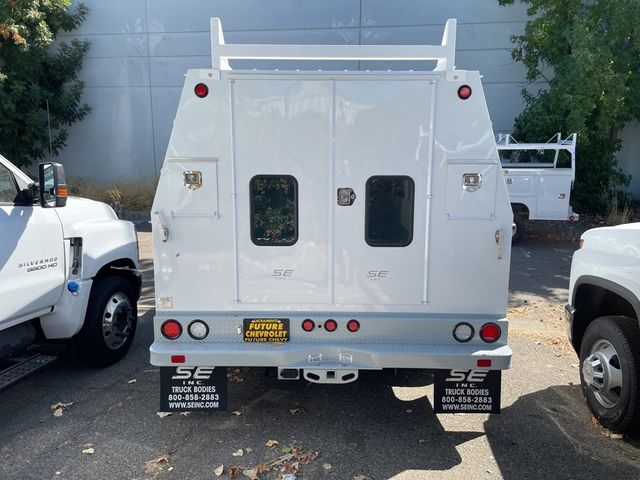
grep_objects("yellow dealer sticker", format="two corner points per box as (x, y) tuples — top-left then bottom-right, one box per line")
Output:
(243, 318), (290, 343)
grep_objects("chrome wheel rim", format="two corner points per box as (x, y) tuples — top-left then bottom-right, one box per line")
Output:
(102, 293), (134, 350)
(512, 221), (517, 238)
(582, 339), (623, 409)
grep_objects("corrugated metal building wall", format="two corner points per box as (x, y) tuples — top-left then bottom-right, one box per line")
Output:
(56, 0), (639, 195)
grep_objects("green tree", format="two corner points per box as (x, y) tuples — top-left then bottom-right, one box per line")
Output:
(499, 0), (640, 211)
(0, 0), (89, 167)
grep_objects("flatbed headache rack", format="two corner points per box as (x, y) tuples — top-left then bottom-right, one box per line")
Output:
(496, 133), (577, 178)
(209, 17), (459, 71)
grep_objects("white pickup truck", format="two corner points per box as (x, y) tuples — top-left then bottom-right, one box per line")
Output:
(566, 223), (640, 433)
(0, 155), (140, 368)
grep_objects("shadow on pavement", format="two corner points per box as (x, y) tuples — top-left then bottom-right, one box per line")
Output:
(509, 238), (576, 306)
(485, 384), (640, 479)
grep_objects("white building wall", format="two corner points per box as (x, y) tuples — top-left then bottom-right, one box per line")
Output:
(58, 0), (533, 183)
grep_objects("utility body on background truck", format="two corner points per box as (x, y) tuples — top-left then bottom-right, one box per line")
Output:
(150, 18), (513, 414)
(0, 155), (140, 382)
(496, 133), (579, 242)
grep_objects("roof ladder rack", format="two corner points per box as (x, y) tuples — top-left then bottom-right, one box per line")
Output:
(210, 17), (457, 71)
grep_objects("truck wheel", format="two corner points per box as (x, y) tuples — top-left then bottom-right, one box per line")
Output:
(74, 276), (138, 366)
(579, 316), (640, 434)
(512, 215), (525, 243)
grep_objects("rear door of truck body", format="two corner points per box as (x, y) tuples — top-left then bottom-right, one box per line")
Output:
(232, 77), (433, 306)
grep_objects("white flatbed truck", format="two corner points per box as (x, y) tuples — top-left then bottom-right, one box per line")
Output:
(496, 133), (579, 242)
(0, 155), (140, 385)
(150, 18), (513, 414)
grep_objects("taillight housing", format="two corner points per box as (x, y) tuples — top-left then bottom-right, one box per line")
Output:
(302, 319), (315, 332)
(457, 85), (472, 100)
(453, 322), (474, 342)
(480, 323), (501, 343)
(188, 320), (209, 340)
(161, 320), (182, 340)
(346, 319), (360, 332)
(194, 83), (209, 98)
(324, 319), (338, 332)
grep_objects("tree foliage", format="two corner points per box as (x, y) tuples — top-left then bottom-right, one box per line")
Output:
(0, 0), (89, 167)
(499, 0), (640, 211)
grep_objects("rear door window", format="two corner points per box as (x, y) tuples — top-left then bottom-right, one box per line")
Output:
(250, 175), (298, 246)
(365, 176), (415, 247)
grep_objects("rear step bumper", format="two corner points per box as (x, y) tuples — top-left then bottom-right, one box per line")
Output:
(150, 342), (512, 370)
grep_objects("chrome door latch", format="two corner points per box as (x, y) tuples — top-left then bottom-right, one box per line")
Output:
(463, 173), (482, 192)
(337, 188), (356, 206)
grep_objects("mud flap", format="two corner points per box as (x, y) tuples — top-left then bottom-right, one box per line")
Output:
(433, 369), (501, 414)
(160, 366), (227, 411)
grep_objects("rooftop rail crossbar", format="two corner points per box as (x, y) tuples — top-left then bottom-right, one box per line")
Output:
(210, 17), (457, 71)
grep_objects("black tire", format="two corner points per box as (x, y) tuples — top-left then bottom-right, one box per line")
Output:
(579, 316), (640, 433)
(74, 275), (138, 366)
(512, 214), (525, 243)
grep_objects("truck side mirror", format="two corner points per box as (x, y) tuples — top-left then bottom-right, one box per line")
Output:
(39, 162), (67, 208)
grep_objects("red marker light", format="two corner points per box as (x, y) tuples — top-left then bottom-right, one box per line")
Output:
(324, 319), (338, 332)
(161, 320), (182, 340)
(457, 85), (472, 100)
(171, 355), (186, 364)
(477, 359), (492, 368)
(302, 319), (315, 332)
(194, 83), (209, 98)
(480, 323), (501, 343)
(346, 319), (360, 332)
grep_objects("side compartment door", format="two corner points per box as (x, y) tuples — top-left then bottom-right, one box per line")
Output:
(0, 163), (65, 326)
(535, 172), (572, 220)
(333, 80), (432, 305)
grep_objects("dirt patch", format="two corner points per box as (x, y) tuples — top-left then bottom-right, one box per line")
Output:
(508, 301), (575, 356)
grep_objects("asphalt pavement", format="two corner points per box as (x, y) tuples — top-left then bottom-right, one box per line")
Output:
(1, 227), (639, 480)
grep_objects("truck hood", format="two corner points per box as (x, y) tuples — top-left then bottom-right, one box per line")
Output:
(581, 222), (640, 257)
(54, 196), (123, 237)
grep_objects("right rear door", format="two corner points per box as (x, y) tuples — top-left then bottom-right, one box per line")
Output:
(333, 80), (434, 305)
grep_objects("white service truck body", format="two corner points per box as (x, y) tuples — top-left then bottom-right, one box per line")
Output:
(150, 18), (513, 412)
(496, 133), (579, 241)
(0, 155), (140, 367)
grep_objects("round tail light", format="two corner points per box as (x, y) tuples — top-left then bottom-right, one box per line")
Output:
(457, 85), (472, 100)
(453, 322), (474, 342)
(302, 319), (315, 332)
(194, 83), (209, 98)
(346, 319), (360, 332)
(480, 323), (501, 343)
(161, 320), (182, 340)
(188, 320), (209, 340)
(324, 319), (338, 332)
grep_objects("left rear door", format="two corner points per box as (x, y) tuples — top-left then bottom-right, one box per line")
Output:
(0, 161), (65, 327)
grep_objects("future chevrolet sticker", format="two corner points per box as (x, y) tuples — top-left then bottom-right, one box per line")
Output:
(243, 318), (289, 343)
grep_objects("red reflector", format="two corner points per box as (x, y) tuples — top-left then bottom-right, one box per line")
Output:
(171, 355), (186, 364)
(324, 319), (338, 332)
(480, 323), (501, 343)
(194, 83), (209, 98)
(457, 85), (472, 100)
(302, 319), (315, 332)
(477, 359), (492, 368)
(346, 319), (360, 332)
(161, 320), (182, 340)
